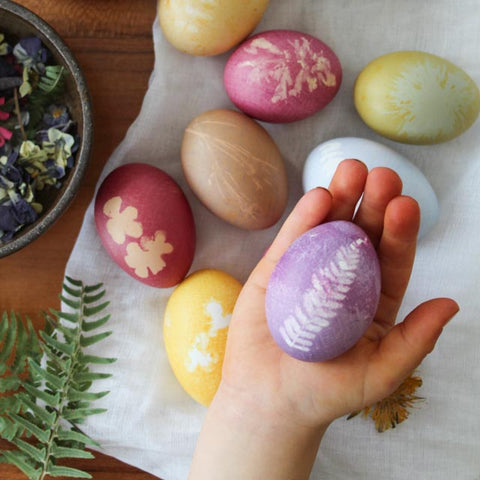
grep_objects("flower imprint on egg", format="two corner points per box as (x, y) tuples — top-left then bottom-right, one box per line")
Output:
(103, 196), (143, 245)
(186, 299), (231, 372)
(387, 59), (476, 139)
(124, 230), (173, 278)
(240, 36), (337, 104)
(280, 237), (367, 353)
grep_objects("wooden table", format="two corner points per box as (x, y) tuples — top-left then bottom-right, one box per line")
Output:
(1, 1), (160, 478)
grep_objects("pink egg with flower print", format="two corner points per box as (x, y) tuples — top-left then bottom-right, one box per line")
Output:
(224, 30), (342, 123)
(94, 163), (195, 288)
(266, 221), (381, 362)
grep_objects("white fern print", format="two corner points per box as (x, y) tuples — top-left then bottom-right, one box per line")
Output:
(279, 237), (367, 352)
(240, 36), (337, 104)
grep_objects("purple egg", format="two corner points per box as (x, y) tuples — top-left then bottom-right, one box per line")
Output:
(266, 221), (381, 362)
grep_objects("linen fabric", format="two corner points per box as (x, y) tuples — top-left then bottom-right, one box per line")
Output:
(65, 1), (480, 478)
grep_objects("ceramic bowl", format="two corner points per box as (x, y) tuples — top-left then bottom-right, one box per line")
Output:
(0, 0), (92, 257)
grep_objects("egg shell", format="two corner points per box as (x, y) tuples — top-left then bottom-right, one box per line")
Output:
(181, 108), (288, 230)
(224, 30), (342, 123)
(266, 221), (381, 362)
(302, 137), (439, 238)
(94, 163), (195, 288)
(158, 0), (269, 56)
(354, 50), (480, 144)
(163, 269), (242, 406)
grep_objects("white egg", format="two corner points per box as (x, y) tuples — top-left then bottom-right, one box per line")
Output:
(302, 137), (439, 238)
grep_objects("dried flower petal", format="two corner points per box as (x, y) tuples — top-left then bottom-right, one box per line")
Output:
(347, 373), (424, 432)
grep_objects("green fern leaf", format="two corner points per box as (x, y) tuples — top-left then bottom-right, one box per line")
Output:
(83, 289), (106, 304)
(12, 437), (46, 463)
(62, 283), (83, 298)
(1, 449), (41, 480)
(62, 407), (107, 421)
(67, 388), (109, 403)
(50, 444), (94, 459)
(0, 312), (17, 364)
(81, 315), (111, 332)
(83, 283), (104, 294)
(28, 359), (67, 391)
(60, 294), (82, 310)
(56, 427), (98, 447)
(40, 330), (75, 356)
(49, 309), (80, 324)
(78, 353), (116, 365)
(73, 372), (112, 383)
(22, 382), (61, 408)
(83, 301), (110, 317)
(19, 395), (56, 426)
(46, 464), (92, 478)
(80, 331), (112, 347)
(64, 277), (83, 288)
(8, 413), (50, 443)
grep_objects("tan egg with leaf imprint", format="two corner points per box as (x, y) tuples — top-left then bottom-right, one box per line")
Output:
(181, 109), (288, 230)
(158, 0), (270, 56)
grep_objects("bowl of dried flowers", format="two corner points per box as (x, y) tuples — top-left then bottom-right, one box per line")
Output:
(0, 0), (92, 257)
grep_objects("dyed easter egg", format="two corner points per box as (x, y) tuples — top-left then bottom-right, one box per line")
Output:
(164, 269), (242, 406)
(302, 137), (439, 238)
(224, 30), (342, 123)
(266, 221), (381, 362)
(94, 163), (195, 288)
(158, 0), (269, 56)
(354, 51), (480, 144)
(181, 108), (288, 230)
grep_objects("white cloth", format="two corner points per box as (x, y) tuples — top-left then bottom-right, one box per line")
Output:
(65, 1), (480, 479)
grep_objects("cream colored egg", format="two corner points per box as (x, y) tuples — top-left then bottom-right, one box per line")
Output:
(158, 0), (270, 56)
(354, 51), (480, 144)
(163, 269), (242, 406)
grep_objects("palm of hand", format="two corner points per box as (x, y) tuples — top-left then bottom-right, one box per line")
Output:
(221, 160), (458, 429)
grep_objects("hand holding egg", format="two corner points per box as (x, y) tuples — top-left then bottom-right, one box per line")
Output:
(219, 159), (458, 427)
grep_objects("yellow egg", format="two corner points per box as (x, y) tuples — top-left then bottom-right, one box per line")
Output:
(163, 269), (242, 406)
(158, 0), (270, 56)
(354, 51), (480, 144)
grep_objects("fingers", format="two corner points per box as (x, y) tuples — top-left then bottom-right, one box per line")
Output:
(354, 167), (403, 247)
(365, 298), (459, 404)
(326, 159), (368, 221)
(372, 196), (421, 330)
(251, 187), (333, 290)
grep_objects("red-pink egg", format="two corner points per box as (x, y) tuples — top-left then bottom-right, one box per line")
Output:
(224, 30), (342, 123)
(94, 163), (195, 288)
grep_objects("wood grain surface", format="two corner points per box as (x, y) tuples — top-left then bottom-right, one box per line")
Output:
(0, 0), (161, 478)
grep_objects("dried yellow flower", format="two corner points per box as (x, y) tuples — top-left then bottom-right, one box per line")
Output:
(348, 373), (424, 432)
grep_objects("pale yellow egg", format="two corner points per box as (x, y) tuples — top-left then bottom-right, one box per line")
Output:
(163, 269), (242, 406)
(354, 51), (480, 144)
(158, 0), (270, 56)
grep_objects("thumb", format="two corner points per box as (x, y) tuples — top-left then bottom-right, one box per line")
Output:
(368, 298), (459, 398)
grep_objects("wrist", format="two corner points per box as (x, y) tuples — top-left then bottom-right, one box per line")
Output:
(188, 382), (330, 480)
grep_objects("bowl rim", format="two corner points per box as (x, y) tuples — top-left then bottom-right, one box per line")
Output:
(0, 0), (93, 258)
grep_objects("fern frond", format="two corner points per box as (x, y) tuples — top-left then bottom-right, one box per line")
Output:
(0, 278), (114, 479)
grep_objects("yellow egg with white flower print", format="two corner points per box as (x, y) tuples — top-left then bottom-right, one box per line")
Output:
(163, 269), (242, 406)
(354, 51), (480, 144)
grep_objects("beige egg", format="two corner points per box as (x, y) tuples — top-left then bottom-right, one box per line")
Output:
(158, 0), (270, 56)
(181, 109), (288, 230)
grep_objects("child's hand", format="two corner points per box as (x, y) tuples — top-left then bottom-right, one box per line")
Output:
(189, 159), (458, 480)
(222, 159), (458, 426)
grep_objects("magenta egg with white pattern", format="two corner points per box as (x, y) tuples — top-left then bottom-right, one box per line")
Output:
(94, 163), (195, 288)
(224, 30), (342, 123)
(266, 221), (381, 362)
